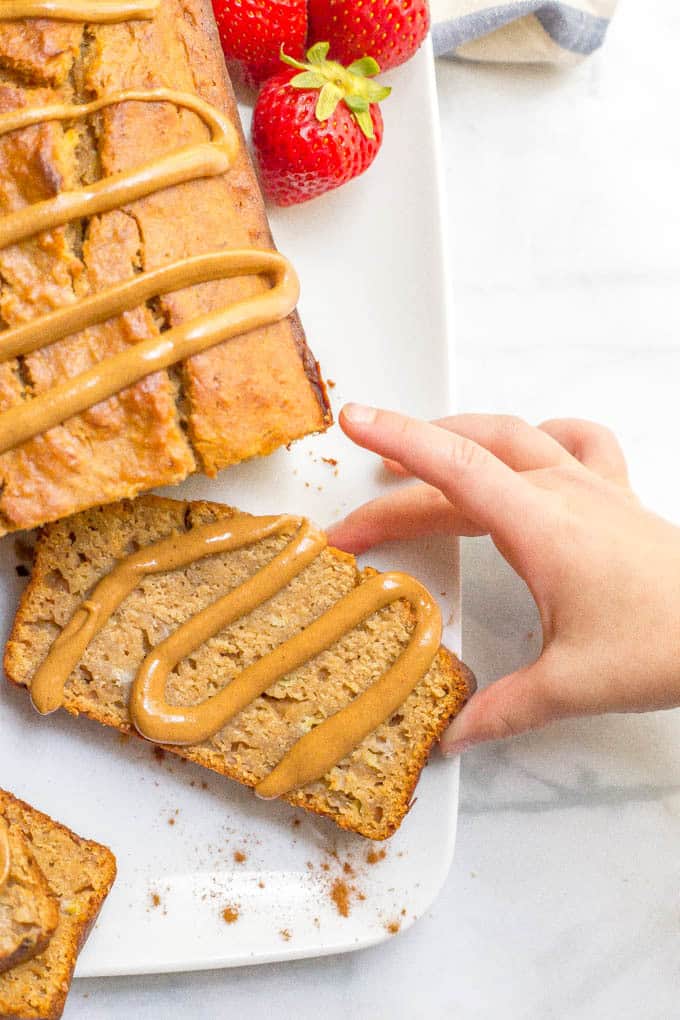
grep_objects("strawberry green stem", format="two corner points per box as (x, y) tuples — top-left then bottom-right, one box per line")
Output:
(281, 42), (391, 139)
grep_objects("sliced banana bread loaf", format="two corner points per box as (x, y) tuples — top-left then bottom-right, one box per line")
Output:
(5, 495), (474, 840)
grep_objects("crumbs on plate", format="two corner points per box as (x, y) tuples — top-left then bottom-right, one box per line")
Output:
(222, 904), (239, 924)
(330, 879), (351, 918)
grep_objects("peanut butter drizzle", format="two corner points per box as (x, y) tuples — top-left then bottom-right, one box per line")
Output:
(0, 251), (298, 455)
(31, 516), (443, 799)
(0, 1), (158, 20)
(0, 89), (237, 252)
(0, 90), (301, 455)
(0, 816), (10, 893)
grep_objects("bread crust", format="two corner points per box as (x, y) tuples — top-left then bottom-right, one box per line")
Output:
(188, 0), (330, 436)
(5, 495), (475, 840)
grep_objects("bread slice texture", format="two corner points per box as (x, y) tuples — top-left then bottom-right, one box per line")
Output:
(0, 0), (330, 537)
(5, 496), (475, 840)
(0, 822), (58, 976)
(0, 790), (116, 1020)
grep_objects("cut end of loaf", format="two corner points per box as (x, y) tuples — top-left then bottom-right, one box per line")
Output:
(5, 495), (475, 840)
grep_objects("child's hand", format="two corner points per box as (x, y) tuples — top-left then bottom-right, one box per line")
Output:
(328, 406), (680, 754)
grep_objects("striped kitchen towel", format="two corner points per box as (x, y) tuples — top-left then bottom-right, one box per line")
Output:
(431, 1), (618, 64)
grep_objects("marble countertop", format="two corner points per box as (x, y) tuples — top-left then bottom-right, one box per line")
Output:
(68, 0), (680, 1015)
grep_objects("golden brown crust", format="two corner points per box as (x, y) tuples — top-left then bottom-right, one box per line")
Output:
(0, 1), (331, 535)
(180, 0), (331, 466)
(0, 790), (116, 1020)
(5, 495), (475, 841)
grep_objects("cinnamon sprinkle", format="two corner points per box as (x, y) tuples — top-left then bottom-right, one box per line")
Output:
(330, 879), (351, 918)
(222, 905), (239, 924)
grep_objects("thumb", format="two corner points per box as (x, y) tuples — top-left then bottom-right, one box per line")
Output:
(440, 664), (555, 754)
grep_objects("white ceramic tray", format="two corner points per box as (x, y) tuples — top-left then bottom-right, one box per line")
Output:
(0, 39), (459, 976)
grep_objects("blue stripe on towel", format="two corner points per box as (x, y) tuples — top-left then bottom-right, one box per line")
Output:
(535, 4), (609, 55)
(432, 2), (610, 58)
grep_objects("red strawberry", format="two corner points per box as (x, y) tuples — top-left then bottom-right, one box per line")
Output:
(308, 0), (430, 72)
(252, 43), (390, 206)
(211, 0), (307, 89)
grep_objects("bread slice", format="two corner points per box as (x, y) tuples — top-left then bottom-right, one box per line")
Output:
(0, 821), (58, 976)
(0, 790), (116, 1020)
(5, 496), (474, 840)
(0, 0), (330, 537)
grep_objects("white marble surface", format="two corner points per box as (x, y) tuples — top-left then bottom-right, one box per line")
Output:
(67, 0), (680, 1015)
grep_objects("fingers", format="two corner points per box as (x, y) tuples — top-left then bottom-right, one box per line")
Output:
(539, 418), (630, 485)
(339, 405), (548, 556)
(382, 457), (409, 476)
(435, 414), (576, 471)
(382, 414), (576, 477)
(327, 483), (484, 554)
(380, 415), (627, 484)
(440, 663), (557, 753)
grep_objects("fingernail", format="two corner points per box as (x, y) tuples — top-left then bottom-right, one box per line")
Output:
(441, 739), (474, 758)
(341, 403), (377, 427)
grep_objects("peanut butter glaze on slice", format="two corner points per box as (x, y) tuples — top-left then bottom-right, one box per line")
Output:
(31, 516), (443, 799)
(0, 1), (159, 21)
(0, 90), (299, 455)
(0, 816), (10, 892)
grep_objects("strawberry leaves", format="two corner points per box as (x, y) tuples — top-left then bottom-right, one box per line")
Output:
(306, 41), (331, 64)
(346, 56), (380, 77)
(282, 42), (391, 139)
(316, 82), (345, 121)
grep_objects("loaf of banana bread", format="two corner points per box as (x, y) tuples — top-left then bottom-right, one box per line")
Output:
(0, 0), (330, 536)
(5, 495), (475, 840)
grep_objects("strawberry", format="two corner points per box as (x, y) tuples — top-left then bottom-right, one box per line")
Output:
(308, 0), (430, 72)
(252, 43), (390, 206)
(211, 0), (307, 89)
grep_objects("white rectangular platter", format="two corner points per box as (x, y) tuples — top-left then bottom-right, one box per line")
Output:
(0, 40), (460, 976)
